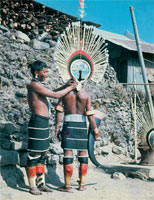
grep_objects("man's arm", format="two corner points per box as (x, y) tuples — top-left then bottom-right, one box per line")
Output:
(86, 96), (99, 140)
(53, 79), (75, 92)
(55, 100), (63, 138)
(31, 81), (77, 99)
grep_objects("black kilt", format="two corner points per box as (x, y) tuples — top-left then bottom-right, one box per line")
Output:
(28, 114), (50, 152)
(61, 115), (88, 151)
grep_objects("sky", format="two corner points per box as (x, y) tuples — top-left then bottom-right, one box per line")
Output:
(36, 0), (154, 44)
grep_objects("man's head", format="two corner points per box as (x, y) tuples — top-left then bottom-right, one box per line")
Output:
(28, 60), (47, 82)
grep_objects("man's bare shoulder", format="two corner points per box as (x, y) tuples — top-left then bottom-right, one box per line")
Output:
(79, 88), (90, 98)
(27, 81), (42, 91)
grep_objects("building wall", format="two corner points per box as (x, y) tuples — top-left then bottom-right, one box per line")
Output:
(127, 52), (154, 93)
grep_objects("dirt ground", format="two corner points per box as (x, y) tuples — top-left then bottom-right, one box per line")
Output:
(1, 155), (154, 200)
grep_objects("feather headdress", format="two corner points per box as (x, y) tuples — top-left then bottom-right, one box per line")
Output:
(54, 21), (109, 83)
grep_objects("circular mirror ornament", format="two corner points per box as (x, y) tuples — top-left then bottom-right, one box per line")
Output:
(67, 50), (94, 81)
(147, 128), (154, 150)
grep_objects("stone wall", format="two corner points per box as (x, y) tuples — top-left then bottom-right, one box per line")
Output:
(0, 0), (136, 167)
(0, 24), (135, 166)
(0, 0), (77, 40)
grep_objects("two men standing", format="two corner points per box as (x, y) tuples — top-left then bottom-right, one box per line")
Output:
(26, 60), (99, 194)
(26, 60), (77, 195)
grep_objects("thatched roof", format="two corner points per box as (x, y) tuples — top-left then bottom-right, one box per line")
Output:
(97, 29), (154, 54)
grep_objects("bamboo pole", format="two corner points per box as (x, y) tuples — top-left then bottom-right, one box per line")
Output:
(134, 83), (137, 161)
(130, 6), (154, 118)
(120, 83), (154, 85)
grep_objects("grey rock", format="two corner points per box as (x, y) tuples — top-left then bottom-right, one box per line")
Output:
(7, 52), (18, 61)
(19, 152), (29, 167)
(19, 44), (31, 51)
(16, 31), (30, 43)
(13, 79), (25, 88)
(38, 32), (49, 41)
(16, 71), (25, 79)
(0, 149), (19, 166)
(1, 139), (12, 150)
(101, 145), (112, 155)
(32, 39), (50, 50)
(0, 67), (5, 75)
(2, 123), (16, 134)
(0, 25), (9, 32)
(49, 143), (63, 155)
(59, 155), (64, 165)
(49, 40), (57, 47)
(127, 171), (148, 181)
(15, 89), (27, 97)
(112, 172), (126, 180)
(11, 141), (28, 151)
(47, 154), (57, 166)
(112, 146), (122, 155)
(0, 76), (10, 86)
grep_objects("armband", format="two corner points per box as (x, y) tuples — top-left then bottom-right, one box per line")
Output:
(86, 110), (96, 116)
(86, 110), (104, 119)
(56, 105), (64, 112)
(93, 127), (99, 133)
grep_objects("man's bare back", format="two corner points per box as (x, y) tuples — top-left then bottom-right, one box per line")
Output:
(61, 88), (91, 115)
(55, 86), (100, 192)
(56, 87), (99, 140)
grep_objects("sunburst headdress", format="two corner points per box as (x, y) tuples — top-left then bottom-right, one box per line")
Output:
(54, 0), (109, 88)
(136, 102), (154, 150)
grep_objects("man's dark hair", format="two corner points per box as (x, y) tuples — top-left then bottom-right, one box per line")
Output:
(28, 60), (47, 77)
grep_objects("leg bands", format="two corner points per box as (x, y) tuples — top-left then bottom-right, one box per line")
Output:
(64, 164), (73, 177)
(80, 164), (88, 176)
(36, 156), (47, 188)
(78, 156), (88, 164)
(26, 166), (37, 178)
(63, 157), (73, 178)
(36, 164), (45, 188)
(27, 154), (41, 167)
(36, 164), (45, 174)
(26, 166), (37, 188)
(63, 157), (73, 165)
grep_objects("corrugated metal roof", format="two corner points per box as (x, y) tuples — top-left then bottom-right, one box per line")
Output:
(98, 29), (154, 54)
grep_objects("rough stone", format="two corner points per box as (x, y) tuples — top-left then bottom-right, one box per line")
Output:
(0, 149), (19, 166)
(112, 172), (126, 180)
(16, 31), (30, 43)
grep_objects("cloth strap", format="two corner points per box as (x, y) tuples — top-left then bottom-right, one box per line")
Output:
(64, 114), (86, 122)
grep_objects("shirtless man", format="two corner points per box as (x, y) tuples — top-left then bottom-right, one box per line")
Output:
(55, 85), (99, 192)
(26, 60), (77, 195)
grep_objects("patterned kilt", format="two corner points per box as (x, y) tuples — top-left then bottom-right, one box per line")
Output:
(28, 114), (50, 152)
(61, 114), (88, 150)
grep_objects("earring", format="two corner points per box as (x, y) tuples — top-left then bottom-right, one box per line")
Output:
(35, 75), (38, 79)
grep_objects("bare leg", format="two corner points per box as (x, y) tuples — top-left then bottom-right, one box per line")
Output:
(78, 151), (88, 191)
(26, 153), (42, 195)
(58, 150), (73, 192)
(36, 152), (52, 192)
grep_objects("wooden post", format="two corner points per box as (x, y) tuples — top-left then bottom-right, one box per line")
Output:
(131, 83), (137, 162)
(130, 6), (154, 118)
(134, 83), (137, 162)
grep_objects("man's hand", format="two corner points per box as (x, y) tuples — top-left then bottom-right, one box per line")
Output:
(93, 128), (99, 140)
(66, 79), (78, 90)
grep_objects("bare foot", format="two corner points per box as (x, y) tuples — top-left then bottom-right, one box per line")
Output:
(38, 185), (53, 192)
(29, 187), (42, 195)
(57, 186), (72, 193)
(78, 185), (86, 191)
